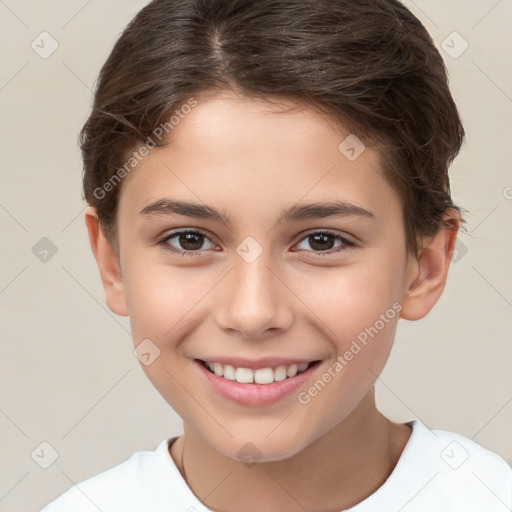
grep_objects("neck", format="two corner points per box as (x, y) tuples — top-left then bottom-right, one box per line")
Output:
(170, 390), (411, 512)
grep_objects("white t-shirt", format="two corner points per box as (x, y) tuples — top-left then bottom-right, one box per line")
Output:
(41, 419), (512, 512)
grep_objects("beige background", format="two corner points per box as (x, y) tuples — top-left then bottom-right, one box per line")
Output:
(0, 0), (511, 510)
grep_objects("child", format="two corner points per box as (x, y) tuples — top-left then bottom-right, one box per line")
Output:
(41, 0), (512, 510)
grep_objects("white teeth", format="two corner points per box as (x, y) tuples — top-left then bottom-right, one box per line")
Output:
(274, 366), (287, 382)
(254, 368), (274, 384)
(286, 364), (298, 377)
(213, 362), (223, 376)
(223, 364), (236, 381)
(204, 360), (313, 384)
(235, 367), (253, 383)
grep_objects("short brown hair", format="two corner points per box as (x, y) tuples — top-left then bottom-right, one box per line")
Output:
(80, 0), (465, 255)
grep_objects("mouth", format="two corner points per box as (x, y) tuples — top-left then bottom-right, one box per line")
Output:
(197, 359), (321, 384)
(194, 358), (323, 407)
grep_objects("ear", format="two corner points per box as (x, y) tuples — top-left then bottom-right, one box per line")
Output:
(400, 209), (460, 321)
(85, 206), (128, 316)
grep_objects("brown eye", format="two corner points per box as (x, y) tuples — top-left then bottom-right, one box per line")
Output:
(160, 230), (216, 255)
(295, 230), (354, 256)
(306, 233), (336, 251)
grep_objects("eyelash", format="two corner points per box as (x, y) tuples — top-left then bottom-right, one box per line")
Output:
(157, 229), (356, 258)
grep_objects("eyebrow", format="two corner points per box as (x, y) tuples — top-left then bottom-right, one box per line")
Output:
(139, 198), (374, 225)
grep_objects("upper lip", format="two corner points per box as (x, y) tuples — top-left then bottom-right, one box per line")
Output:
(196, 357), (320, 370)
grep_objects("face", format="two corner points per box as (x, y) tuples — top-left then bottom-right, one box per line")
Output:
(112, 92), (417, 461)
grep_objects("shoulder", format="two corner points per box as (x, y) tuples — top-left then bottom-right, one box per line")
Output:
(401, 420), (512, 510)
(352, 420), (512, 511)
(426, 422), (511, 478)
(40, 438), (175, 512)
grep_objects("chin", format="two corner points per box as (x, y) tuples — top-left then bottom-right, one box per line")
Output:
(214, 431), (311, 465)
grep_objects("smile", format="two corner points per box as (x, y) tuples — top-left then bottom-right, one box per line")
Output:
(200, 360), (317, 384)
(195, 357), (323, 406)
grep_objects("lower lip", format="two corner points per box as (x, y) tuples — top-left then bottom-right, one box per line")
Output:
(194, 359), (320, 407)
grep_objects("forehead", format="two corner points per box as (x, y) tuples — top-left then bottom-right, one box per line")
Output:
(165, 92), (353, 167)
(118, 92), (400, 226)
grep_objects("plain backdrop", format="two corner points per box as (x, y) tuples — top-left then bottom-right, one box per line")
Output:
(0, 1), (511, 511)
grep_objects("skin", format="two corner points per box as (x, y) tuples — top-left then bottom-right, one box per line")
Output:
(86, 91), (459, 512)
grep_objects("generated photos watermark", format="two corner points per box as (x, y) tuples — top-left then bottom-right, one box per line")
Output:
(298, 301), (403, 405)
(93, 97), (198, 200)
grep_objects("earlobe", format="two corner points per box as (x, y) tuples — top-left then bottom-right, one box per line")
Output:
(85, 206), (128, 316)
(400, 210), (460, 321)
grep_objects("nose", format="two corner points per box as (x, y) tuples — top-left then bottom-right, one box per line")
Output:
(213, 253), (294, 340)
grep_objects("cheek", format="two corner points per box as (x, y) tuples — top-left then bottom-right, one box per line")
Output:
(308, 258), (404, 338)
(296, 268), (402, 411)
(301, 251), (406, 389)
(122, 258), (219, 346)
(122, 261), (208, 410)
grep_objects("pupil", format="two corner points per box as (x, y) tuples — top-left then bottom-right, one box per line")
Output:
(310, 233), (333, 251)
(180, 233), (203, 250)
